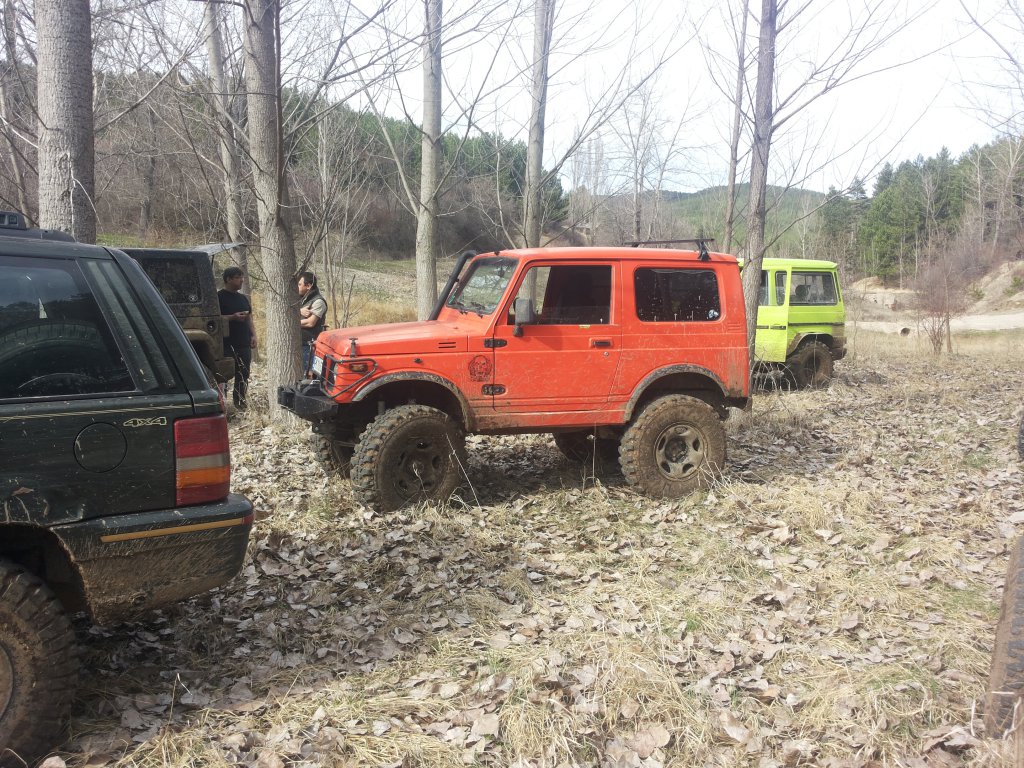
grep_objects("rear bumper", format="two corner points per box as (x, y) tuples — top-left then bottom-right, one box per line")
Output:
(278, 380), (339, 422)
(53, 493), (254, 624)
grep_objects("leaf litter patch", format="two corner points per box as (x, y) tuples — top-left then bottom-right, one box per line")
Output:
(61, 351), (1024, 766)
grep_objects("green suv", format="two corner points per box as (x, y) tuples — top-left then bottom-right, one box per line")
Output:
(752, 257), (846, 388)
(0, 222), (253, 764)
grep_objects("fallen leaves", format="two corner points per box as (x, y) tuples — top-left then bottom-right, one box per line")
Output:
(59, 351), (1024, 767)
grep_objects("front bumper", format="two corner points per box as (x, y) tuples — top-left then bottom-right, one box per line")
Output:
(54, 493), (254, 624)
(278, 380), (339, 422)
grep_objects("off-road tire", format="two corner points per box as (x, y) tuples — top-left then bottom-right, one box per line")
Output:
(350, 405), (467, 512)
(553, 431), (620, 464)
(314, 434), (354, 479)
(789, 341), (834, 389)
(987, 536), (1024, 737)
(619, 395), (726, 498)
(0, 560), (77, 767)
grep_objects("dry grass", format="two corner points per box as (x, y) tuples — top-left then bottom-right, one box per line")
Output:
(55, 317), (1024, 767)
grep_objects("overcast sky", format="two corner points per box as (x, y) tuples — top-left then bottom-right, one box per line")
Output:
(348, 0), (1017, 195)
(535, 0), (1014, 194)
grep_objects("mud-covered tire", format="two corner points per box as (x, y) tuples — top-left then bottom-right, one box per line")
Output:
(350, 405), (467, 512)
(619, 395), (726, 498)
(313, 435), (354, 479)
(987, 536), (1024, 737)
(789, 341), (834, 389)
(0, 560), (77, 767)
(553, 431), (620, 464)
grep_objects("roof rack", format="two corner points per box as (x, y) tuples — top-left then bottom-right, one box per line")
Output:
(627, 238), (715, 262)
(0, 209), (75, 242)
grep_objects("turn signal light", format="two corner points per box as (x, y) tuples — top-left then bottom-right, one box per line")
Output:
(174, 415), (231, 506)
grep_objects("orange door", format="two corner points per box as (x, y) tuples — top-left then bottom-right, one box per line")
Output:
(489, 262), (620, 414)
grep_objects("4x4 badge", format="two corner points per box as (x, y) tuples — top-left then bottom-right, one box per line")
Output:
(123, 416), (168, 428)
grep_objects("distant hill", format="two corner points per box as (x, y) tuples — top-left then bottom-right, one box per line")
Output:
(661, 184), (827, 253)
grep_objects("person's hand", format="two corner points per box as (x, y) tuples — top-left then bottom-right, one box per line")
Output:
(299, 307), (312, 318)
(250, 335), (257, 350)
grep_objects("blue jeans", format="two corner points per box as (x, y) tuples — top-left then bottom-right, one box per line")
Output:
(302, 343), (312, 375)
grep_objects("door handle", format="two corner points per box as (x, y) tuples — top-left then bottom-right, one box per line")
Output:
(592, 339), (613, 348)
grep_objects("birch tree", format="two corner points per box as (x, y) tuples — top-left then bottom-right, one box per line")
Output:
(523, 0), (553, 248)
(243, 0), (302, 415)
(35, 0), (95, 241)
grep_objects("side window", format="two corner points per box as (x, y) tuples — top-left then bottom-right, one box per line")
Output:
(791, 271), (837, 305)
(509, 264), (611, 325)
(0, 257), (134, 399)
(635, 268), (721, 322)
(774, 271), (787, 306)
(758, 270), (769, 306)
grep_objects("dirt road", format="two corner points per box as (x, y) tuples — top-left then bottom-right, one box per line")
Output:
(853, 311), (1024, 334)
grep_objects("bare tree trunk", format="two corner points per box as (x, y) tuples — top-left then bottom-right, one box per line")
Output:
(243, 0), (300, 417)
(740, 0), (776, 370)
(139, 106), (156, 237)
(0, 1), (29, 220)
(415, 0), (442, 319)
(205, 2), (248, 275)
(36, 0), (95, 242)
(723, 0), (749, 253)
(524, 0), (554, 248)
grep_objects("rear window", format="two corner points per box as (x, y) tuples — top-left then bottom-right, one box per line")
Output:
(136, 257), (202, 304)
(635, 268), (721, 322)
(0, 256), (134, 398)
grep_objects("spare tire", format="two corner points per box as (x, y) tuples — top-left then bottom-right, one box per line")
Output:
(0, 321), (122, 398)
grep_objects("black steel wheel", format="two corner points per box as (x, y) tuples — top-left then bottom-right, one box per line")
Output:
(350, 405), (467, 512)
(986, 535), (1024, 737)
(313, 434), (354, 479)
(0, 559), (77, 767)
(789, 341), (834, 389)
(619, 395), (726, 498)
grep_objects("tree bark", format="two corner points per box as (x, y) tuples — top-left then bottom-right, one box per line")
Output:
(723, 0), (749, 253)
(1, 0), (29, 220)
(243, 0), (301, 417)
(205, 1), (248, 276)
(524, 0), (554, 248)
(35, 0), (95, 242)
(740, 0), (776, 371)
(415, 0), (442, 319)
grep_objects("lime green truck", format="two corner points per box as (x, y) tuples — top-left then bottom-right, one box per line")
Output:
(752, 257), (846, 388)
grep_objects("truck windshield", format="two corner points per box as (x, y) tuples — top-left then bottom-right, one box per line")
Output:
(446, 256), (517, 315)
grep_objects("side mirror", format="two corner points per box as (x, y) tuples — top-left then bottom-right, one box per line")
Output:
(513, 297), (536, 336)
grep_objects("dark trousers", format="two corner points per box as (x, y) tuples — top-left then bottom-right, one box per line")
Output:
(226, 344), (252, 408)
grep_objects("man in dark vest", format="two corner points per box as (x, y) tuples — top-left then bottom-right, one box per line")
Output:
(297, 271), (327, 374)
(218, 266), (257, 410)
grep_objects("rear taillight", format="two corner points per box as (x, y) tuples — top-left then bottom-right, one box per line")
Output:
(174, 415), (231, 506)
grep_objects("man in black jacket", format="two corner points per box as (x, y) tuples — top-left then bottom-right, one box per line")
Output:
(218, 266), (257, 409)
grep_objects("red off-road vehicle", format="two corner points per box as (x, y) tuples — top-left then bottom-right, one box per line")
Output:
(279, 246), (750, 510)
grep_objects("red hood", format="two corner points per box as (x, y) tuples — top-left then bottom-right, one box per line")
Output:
(315, 316), (487, 357)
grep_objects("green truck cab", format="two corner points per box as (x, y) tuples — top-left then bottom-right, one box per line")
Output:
(752, 257), (846, 388)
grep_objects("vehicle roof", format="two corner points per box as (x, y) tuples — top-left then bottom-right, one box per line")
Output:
(759, 256), (837, 270)
(0, 234), (113, 260)
(478, 246), (739, 264)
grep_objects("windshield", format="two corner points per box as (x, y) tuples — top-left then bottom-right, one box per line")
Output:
(446, 256), (518, 315)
